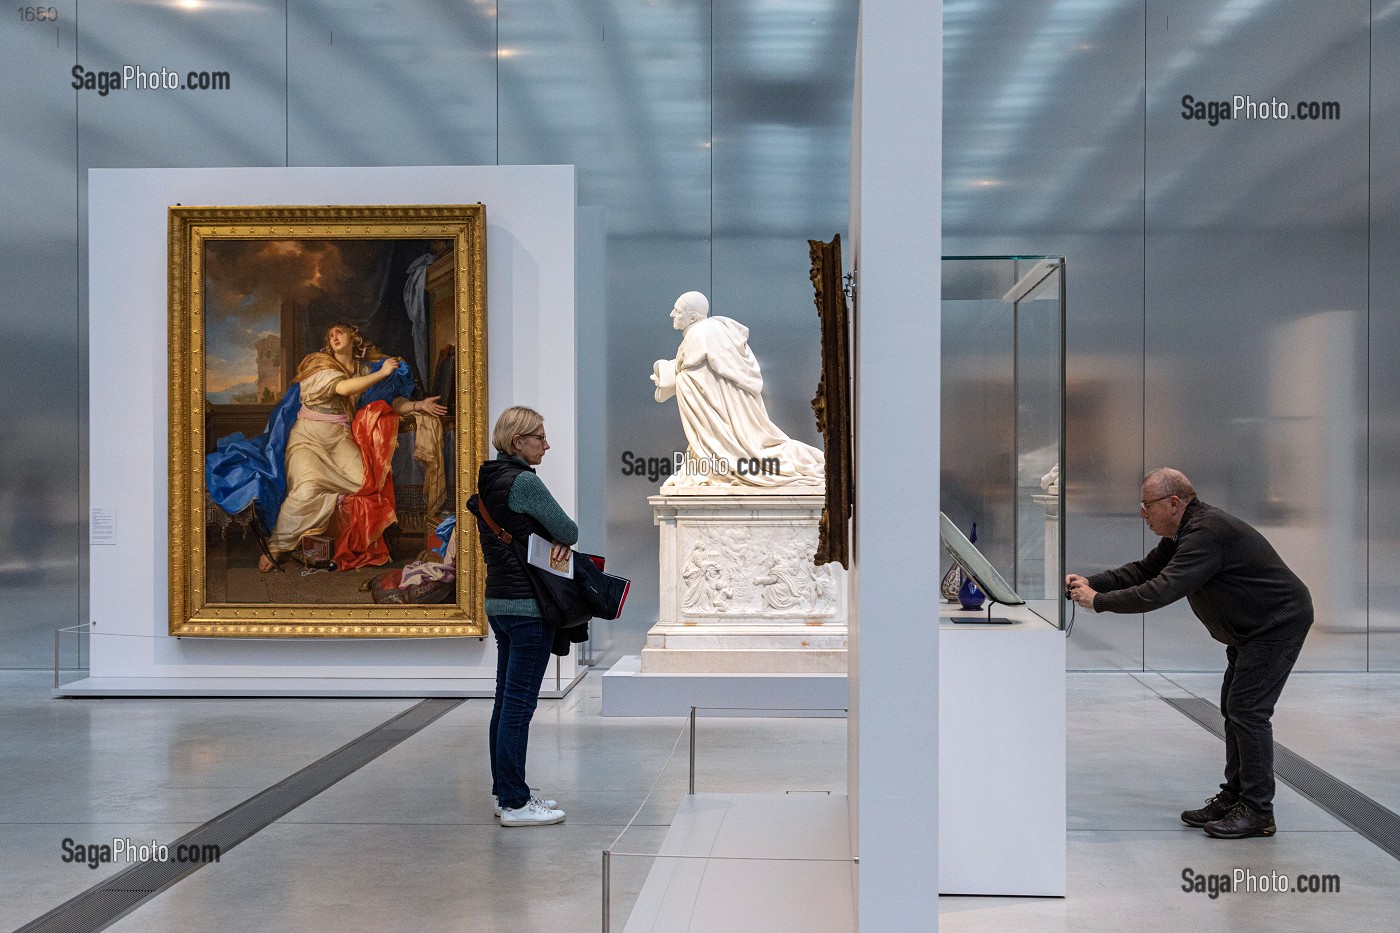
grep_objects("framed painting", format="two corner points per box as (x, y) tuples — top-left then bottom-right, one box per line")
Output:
(168, 204), (488, 637)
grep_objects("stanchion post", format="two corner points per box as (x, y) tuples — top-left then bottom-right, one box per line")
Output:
(601, 849), (611, 932)
(688, 706), (697, 794)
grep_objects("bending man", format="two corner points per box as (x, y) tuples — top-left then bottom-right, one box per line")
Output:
(1066, 468), (1312, 839)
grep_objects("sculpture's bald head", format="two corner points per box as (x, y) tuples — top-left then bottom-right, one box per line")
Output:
(671, 291), (710, 330)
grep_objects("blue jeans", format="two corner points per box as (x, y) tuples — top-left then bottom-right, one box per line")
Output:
(1219, 633), (1307, 813)
(488, 613), (555, 811)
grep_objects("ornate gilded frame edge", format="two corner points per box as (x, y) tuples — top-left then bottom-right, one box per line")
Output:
(167, 204), (488, 638)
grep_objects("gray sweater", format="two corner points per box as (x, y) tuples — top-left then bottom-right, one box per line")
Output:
(1087, 499), (1312, 646)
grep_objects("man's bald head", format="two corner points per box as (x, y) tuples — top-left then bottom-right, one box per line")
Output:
(1143, 467), (1197, 501)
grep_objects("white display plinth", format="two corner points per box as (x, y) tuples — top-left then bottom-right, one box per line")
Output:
(643, 490), (848, 674)
(1033, 491), (1060, 600)
(938, 603), (1065, 896)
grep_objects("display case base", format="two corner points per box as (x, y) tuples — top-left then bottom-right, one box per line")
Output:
(607, 607), (1066, 896)
(619, 792), (854, 933)
(600, 655), (847, 717)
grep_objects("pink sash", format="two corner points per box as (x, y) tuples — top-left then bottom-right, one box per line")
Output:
(298, 406), (350, 426)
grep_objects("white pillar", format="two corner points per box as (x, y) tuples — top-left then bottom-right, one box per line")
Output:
(850, 1), (942, 928)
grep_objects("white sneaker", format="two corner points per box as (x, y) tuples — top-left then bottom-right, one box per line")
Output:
(499, 798), (565, 827)
(494, 795), (557, 818)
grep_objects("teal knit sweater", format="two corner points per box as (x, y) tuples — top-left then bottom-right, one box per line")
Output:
(483, 454), (579, 618)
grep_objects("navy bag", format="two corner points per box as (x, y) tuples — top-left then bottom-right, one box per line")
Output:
(466, 494), (629, 629)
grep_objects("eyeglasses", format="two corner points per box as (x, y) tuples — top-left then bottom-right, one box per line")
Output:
(1139, 495), (1173, 511)
(516, 433), (547, 443)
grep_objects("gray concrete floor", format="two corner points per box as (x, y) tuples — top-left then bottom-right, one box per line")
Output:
(0, 669), (1396, 931)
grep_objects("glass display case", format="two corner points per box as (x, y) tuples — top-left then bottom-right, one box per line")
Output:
(940, 256), (1066, 628)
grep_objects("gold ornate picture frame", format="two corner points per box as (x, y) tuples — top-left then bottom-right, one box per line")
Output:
(168, 204), (487, 637)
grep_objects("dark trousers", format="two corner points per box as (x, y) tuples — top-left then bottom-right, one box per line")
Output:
(1219, 634), (1307, 813)
(488, 613), (555, 811)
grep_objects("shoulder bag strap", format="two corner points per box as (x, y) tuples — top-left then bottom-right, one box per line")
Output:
(475, 495), (513, 544)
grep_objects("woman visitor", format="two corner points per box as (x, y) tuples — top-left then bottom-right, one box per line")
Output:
(473, 406), (577, 826)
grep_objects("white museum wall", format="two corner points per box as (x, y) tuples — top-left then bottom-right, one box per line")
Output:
(574, 206), (612, 664)
(86, 164), (577, 682)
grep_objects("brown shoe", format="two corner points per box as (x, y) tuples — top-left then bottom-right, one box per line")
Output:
(1203, 801), (1276, 839)
(1181, 793), (1237, 828)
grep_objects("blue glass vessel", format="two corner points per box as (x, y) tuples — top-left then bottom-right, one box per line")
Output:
(956, 522), (985, 610)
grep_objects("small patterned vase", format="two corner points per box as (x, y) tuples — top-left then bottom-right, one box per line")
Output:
(940, 564), (963, 602)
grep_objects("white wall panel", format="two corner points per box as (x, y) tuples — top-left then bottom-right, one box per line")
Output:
(87, 165), (574, 681)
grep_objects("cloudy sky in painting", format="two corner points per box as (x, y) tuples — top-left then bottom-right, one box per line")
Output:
(202, 239), (359, 393)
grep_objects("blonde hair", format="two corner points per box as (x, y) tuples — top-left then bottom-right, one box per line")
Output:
(492, 406), (544, 455)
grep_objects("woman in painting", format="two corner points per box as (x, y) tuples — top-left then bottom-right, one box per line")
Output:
(257, 322), (446, 571)
(470, 406), (577, 827)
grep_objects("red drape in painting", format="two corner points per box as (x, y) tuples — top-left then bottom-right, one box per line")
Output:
(335, 401), (399, 570)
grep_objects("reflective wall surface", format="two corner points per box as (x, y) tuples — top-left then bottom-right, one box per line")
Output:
(1371, 2), (1400, 671)
(5, 1), (1395, 672)
(947, 0), (1386, 670)
(0, 0), (855, 667)
(945, 0), (1148, 669)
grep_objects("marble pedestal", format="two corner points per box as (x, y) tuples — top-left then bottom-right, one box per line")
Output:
(643, 490), (848, 674)
(1032, 491), (1060, 600)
